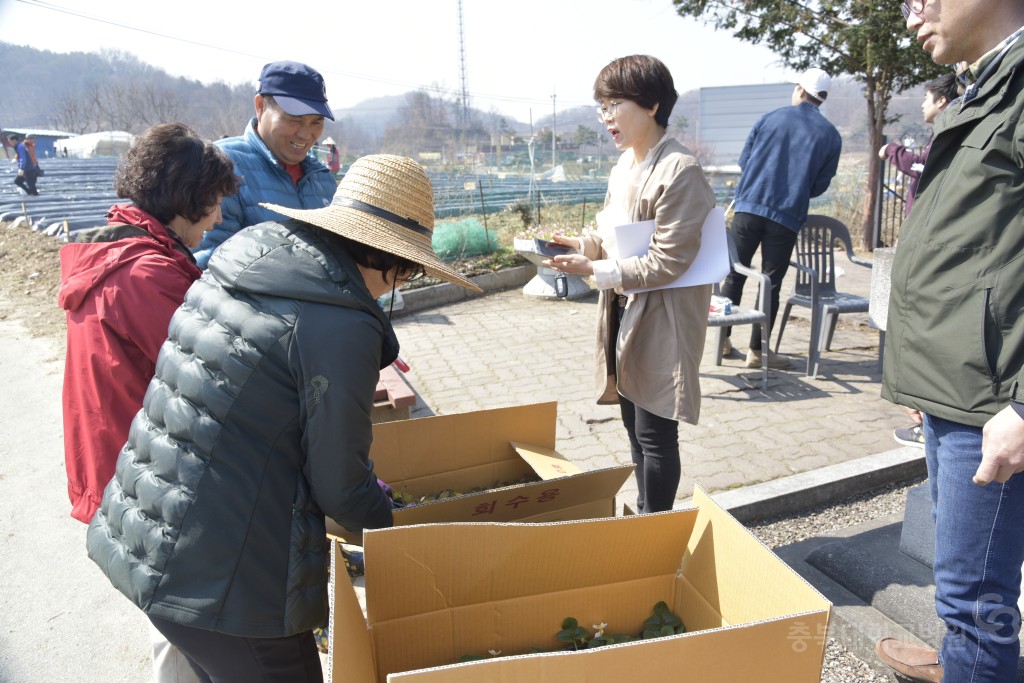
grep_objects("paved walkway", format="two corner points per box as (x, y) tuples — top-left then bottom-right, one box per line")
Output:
(0, 248), (903, 682)
(393, 253), (901, 511)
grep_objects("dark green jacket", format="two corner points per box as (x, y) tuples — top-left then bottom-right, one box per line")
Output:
(883, 37), (1024, 427)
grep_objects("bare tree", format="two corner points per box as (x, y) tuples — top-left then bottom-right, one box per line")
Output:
(51, 92), (94, 134)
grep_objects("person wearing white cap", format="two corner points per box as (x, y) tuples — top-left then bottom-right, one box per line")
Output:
(87, 155), (481, 682)
(193, 60), (339, 269)
(719, 66), (842, 370)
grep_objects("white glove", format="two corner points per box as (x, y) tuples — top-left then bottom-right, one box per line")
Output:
(17, 169), (24, 177)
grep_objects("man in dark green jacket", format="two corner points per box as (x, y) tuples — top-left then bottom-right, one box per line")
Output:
(876, 0), (1024, 681)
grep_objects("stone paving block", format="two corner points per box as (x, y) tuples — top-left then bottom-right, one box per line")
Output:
(391, 258), (903, 508)
(785, 454), (834, 473)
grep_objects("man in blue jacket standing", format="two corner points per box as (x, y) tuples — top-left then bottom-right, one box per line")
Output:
(720, 68), (842, 369)
(193, 61), (338, 268)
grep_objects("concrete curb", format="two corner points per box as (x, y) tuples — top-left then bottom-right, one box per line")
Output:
(396, 265), (535, 316)
(698, 447), (929, 676)
(773, 514), (933, 678)
(699, 446), (926, 523)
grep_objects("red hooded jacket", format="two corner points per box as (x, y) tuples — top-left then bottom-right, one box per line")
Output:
(58, 204), (201, 522)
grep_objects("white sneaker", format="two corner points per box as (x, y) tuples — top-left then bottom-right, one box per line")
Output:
(893, 425), (925, 449)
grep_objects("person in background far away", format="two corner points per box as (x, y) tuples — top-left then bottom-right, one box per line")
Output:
(14, 133), (42, 195)
(192, 60), (337, 268)
(546, 54), (715, 514)
(59, 122), (239, 683)
(879, 73), (958, 452)
(324, 136), (342, 177)
(719, 67), (843, 370)
(4, 133), (18, 160)
(878, 73), (958, 219)
(86, 154), (481, 683)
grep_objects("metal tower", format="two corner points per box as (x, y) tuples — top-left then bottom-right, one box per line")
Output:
(457, 0), (469, 126)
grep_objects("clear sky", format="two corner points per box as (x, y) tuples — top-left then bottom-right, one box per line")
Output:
(0, 0), (795, 123)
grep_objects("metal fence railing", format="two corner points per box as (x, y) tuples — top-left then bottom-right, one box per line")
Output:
(872, 140), (924, 248)
(0, 159), (614, 237)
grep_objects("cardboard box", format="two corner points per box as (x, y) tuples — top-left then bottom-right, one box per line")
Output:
(328, 487), (831, 682)
(327, 402), (634, 539)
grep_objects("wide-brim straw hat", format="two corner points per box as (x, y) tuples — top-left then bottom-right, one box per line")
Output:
(261, 154), (481, 292)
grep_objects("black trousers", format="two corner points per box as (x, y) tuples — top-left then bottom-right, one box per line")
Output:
(149, 616), (323, 683)
(14, 169), (39, 195)
(619, 394), (680, 513)
(719, 212), (799, 349)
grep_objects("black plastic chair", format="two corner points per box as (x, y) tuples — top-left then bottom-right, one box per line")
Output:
(774, 215), (872, 378)
(708, 230), (771, 391)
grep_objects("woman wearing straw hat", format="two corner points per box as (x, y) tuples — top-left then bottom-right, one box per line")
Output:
(87, 154), (480, 682)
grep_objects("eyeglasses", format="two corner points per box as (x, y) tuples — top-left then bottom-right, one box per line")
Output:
(595, 101), (623, 123)
(900, 0), (925, 19)
(397, 262), (425, 282)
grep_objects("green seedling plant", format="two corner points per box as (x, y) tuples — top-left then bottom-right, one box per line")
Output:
(384, 475), (538, 508)
(556, 617), (591, 650)
(587, 621), (637, 648)
(641, 601), (686, 639)
(458, 602), (683, 663)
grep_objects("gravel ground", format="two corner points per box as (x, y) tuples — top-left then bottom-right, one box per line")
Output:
(746, 477), (926, 682)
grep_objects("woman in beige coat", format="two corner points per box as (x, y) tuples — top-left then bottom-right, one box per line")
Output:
(547, 55), (715, 513)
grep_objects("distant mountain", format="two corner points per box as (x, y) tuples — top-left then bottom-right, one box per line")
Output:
(331, 94), (408, 139)
(0, 41), (927, 155)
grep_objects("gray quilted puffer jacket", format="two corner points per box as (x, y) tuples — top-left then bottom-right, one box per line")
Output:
(87, 219), (395, 637)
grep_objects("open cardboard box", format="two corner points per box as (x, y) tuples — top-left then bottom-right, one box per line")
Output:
(327, 402), (633, 541)
(327, 487), (831, 683)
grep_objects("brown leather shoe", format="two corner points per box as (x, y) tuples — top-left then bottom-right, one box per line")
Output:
(875, 637), (943, 682)
(745, 348), (793, 369)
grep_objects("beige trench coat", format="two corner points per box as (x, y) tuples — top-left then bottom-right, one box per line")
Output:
(580, 137), (714, 424)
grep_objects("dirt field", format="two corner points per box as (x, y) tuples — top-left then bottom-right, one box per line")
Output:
(0, 225), (65, 349)
(0, 223), (525, 356)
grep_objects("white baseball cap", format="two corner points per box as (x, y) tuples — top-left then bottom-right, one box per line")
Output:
(797, 68), (832, 101)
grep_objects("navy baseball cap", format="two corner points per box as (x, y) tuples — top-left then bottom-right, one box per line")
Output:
(257, 61), (335, 120)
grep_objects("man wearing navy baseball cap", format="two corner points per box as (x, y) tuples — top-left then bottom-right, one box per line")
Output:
(194, 60), (338, 269)
(256, 60), (334, 119)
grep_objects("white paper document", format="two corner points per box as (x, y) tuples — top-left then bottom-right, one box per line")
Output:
(615, 207), (730, 294)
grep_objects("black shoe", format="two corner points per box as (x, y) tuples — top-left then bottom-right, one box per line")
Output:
(893, 424), (925, 449)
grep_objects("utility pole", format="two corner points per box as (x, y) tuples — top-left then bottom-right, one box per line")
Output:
(551, 92), (557, 169)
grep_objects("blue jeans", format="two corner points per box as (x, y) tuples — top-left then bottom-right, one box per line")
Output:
(924, 414), (1024, 681)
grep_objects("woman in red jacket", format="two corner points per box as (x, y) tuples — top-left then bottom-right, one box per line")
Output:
(59, 122), (239, 524)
